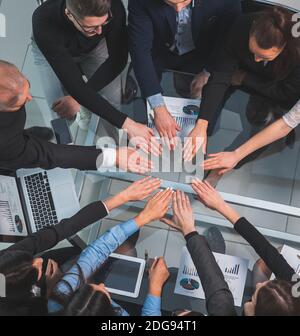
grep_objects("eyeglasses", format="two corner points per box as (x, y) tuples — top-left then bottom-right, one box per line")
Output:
(67, 9), (113, 33)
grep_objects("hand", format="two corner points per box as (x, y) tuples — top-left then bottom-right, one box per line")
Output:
(190, 71), (210, 99)
(116, 147), (154, 174)
(122, 118), (161, 156)
(193, 180), (241, 224)
(119, 176), (161, 202)
(203, 151), (239, 175)
(154, 106), (181, 150)
(231, 69), (247, 86)
(148, 257), (170, 297)
(183, 119), (208, 161)
(161, 190), (195, 236)
(45, 259), (62, 297)
(192, 179), (226, 212)
(52, 95), (81, 119)
(135, 188), (174, 226)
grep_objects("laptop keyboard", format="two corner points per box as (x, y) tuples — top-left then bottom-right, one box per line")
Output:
(24, 172), (59, 231)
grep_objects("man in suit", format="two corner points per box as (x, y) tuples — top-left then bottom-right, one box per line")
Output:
(0, 60), (153, 174)
(128, 0), (241, 148)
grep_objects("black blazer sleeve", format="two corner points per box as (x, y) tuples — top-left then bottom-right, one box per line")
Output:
(6, 201), (108, 257)
(234, 218), (295, 281)
(185, 232), (236, 316)
(242, 67), (300, 104)
(128, 0), (163, 98)
(198, 24), (240, 122)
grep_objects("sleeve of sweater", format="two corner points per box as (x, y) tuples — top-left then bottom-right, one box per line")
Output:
(6, 201), (108, 256)
(32, 12), (127, 129)
(234, 217), (294, 281)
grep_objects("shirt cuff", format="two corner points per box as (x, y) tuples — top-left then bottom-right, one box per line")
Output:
(120, 218), (139, 237)
(147, 93), (165, 109)
(282, 114), (297, 129)
(101, 201), (110, 215)
(184, 231), (199, 242)
(282, 101), (300, 129)
(97, 148), (117, 169)
(142, 294), (162, 316)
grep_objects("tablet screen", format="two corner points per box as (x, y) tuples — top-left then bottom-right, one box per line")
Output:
(93, 254), (145, 298)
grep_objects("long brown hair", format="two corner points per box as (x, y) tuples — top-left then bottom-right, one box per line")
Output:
(255, 280), (300, 316)
(250, 6), (300, 80)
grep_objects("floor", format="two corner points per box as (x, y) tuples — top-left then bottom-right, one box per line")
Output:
(1, 0), (300, 277)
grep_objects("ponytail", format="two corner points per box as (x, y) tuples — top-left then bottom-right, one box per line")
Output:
(250, 6), (300, 80)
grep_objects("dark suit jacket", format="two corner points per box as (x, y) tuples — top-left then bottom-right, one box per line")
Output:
(185, 218), (294, 316)
(199, 13), (300, 124)
(185, 232), (237, 316)
(128, 0), (242, 98)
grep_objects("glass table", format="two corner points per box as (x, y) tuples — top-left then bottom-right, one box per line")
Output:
(64, 69), (300, 314)
(21, 67), (295, 315)
(74, 70), (300, 246)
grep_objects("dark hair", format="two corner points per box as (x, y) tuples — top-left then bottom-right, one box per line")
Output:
(255, 280), (300, 316)
(66, 0), (111, 19)
(63, 284), (118, 316)
(0, 250), (38, 299)
(51, 263), (120, 316)
(0, 297), (48, 316)
(250, 6), (300, 80)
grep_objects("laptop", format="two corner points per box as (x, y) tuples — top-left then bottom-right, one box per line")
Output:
(0, 168), (80, 243)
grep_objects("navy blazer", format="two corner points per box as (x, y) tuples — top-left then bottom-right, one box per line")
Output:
(128, 0), (242, 98)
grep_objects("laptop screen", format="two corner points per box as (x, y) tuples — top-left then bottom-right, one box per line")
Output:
(0, 175), (28, 240)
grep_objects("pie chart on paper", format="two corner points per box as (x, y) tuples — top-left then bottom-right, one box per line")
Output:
(180, 278), (200, 291)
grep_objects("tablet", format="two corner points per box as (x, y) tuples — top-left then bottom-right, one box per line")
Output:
(93, 253), (146, 298)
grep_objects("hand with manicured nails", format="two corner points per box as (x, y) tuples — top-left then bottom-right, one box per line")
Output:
(120, 176), (161, 202)
(116, 147), (154, 174)
(135, 188), (174, 227)
(192, 179), (241, 224)
(148, 257), (170, 297)
(104, 176), (161, 211)
(192, 179), (226, 212)
(203, 151), (239, 175)
(161, 190), (196, 236)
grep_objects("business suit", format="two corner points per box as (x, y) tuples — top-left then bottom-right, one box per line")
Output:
(128, 0), (242, 99)
(0, 106), (102, 171)
(185, 232), (237, 316)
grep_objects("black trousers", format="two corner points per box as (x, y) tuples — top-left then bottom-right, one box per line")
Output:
(0, 133), (102, 172)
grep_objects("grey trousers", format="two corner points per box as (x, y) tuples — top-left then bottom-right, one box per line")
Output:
(31, 38), (123, 141)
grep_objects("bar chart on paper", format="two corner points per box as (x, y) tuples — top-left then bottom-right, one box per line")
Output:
(175, 247), (249, 306)
(225, 264), (240, 276)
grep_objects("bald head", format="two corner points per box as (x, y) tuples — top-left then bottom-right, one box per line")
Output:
(0, 60), (28, 112)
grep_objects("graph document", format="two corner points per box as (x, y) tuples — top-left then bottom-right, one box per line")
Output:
(147, 96), (200, 140)
(175, 247), (249, 306)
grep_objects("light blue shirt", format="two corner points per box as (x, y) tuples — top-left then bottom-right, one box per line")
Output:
(48, 219), (162, 316)
(173, 6), (195, 56)
(148, 5), (195, 109)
